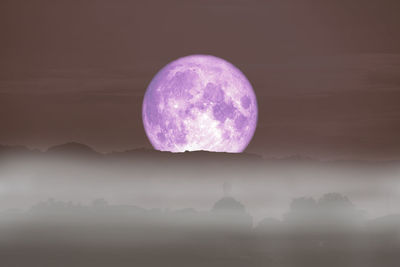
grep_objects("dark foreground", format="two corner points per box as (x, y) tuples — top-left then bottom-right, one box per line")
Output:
(1, 209), (399, 267)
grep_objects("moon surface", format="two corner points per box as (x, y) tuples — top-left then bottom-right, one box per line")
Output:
(142, 55), (257, 153)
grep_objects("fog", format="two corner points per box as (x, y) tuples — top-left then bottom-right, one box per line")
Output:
(0, 151), (399, 221)
(0, 148), (399, 266)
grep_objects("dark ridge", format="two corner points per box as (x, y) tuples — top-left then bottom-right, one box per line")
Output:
(110, 147), (263, 162)
(263, 154), (318, 162)
(278, 154), (316, 161)
(0, 143), (400, 165)
(47, 142), (99, 156)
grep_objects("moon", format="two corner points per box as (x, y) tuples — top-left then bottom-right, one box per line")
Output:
(142, 55), (258, 153)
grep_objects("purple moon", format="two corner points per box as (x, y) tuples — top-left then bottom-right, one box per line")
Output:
(142, 55), (258, 153)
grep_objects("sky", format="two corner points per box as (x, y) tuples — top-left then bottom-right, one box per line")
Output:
(1, 0), (400, 160)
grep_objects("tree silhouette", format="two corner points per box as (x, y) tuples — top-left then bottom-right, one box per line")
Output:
(211, 196), (253, 229)
(317, 193), (364, 227)
(284, 197), (319, 225)
(284, 193), (365, 232)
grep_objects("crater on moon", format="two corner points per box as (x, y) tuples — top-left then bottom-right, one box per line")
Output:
(142, 55), (258, 153)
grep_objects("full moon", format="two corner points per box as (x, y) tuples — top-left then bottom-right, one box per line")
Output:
(142, 55), (258, 153)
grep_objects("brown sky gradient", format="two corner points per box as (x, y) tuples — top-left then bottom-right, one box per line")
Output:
(1, 0), (400, 160)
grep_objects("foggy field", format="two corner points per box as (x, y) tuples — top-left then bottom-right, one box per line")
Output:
(0, 146), (399, 220)
(0, 148), (399, 267)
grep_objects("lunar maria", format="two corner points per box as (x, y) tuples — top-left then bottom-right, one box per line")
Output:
(142, 55), (258, 153)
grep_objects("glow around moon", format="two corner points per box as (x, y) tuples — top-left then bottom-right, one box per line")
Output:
(142, 55), (258, 153)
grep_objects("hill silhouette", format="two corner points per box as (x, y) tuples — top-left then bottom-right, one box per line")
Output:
(47, 142), (98, 156)
(1, 142), (263, 163)
(1, 143), (400, 167)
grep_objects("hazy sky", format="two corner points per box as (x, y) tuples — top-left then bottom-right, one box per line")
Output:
(1, 0), (400, 160)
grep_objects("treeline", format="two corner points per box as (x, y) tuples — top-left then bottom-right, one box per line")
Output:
(2, 192), (398, 236)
